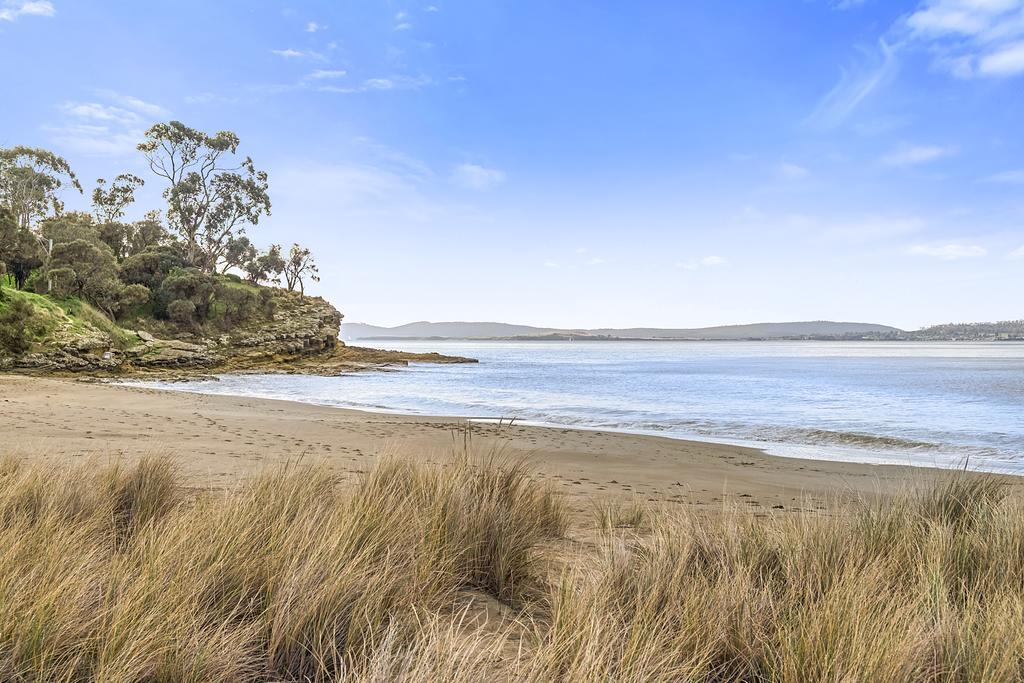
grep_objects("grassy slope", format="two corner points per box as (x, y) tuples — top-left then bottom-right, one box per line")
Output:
(0, 282), (136, 351)
(0, 448), (1020, 681)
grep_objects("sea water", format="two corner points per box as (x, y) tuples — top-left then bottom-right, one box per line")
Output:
(132, 340), (1024, 473)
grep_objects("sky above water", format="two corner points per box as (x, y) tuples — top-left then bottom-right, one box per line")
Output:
(1, 0), (1022, 329)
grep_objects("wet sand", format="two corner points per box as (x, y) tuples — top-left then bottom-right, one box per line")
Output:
(1, 375), (1012, 516)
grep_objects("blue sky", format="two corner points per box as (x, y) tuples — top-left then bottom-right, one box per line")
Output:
(1, 0), (1022, 329)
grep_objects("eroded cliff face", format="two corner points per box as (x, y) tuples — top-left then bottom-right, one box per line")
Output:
(1, 292), (345, 374)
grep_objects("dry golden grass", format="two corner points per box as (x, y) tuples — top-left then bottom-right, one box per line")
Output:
(0, 452), (1021, 682)
(522, 476), (1024, 682)
(0, 452), (565, 682)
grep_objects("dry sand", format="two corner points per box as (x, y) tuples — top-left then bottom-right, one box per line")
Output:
(1, 374), (1011, 517)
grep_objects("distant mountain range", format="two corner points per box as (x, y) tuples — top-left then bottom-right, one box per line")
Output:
(342, 320), (904, 341)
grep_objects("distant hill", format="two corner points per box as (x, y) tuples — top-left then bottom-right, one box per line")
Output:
(342, 320), (903, 341)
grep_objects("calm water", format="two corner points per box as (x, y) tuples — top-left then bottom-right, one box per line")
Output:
(135, 341), (1024, 473)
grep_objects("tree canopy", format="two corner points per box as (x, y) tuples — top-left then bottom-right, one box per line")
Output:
(138, 122), (270, 273)
(0, 146), (82, 230)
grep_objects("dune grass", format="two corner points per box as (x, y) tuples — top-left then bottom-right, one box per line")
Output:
(0, 452), (1020, 682)
(0, 452), (566, 682)
(524, 476), (1024, 682)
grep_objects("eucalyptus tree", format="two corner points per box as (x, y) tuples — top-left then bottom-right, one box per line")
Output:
(137, 122), (270, 273)
(283, 243), (319, 295)
(0, 146), (81, 230)
(92, 173), (145, 224)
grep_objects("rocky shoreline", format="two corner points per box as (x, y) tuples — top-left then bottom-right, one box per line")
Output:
(1, 294), (476, 379)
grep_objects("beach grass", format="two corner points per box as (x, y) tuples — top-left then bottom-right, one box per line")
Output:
(0, 453), (1021, 681)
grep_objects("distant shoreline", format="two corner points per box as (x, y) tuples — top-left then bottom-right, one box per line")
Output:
(347, 336), (1024, 343)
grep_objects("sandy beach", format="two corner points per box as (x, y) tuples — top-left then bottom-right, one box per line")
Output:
(3, 374), (1005, 517)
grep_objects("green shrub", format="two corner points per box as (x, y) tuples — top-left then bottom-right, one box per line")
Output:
(0, 298), (35, 355)
(156, 268), (216, 322)
(167, 298), (197, 325)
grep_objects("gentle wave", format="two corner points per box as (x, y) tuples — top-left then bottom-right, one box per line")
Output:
(127, 340), (1024, 474)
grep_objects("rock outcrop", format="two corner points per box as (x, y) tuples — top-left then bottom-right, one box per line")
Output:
(2, 292), (345, 375)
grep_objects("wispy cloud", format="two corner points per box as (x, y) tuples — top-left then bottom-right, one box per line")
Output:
(271, 48), (326, 61)
(587, 257), (606, 265)
(1009, 245), (1024, 259)
(882, 143), (956, 166)
(676, 255), (727, 270)
(394, 11), (412, 30)
(978, 41), (1024, 75)
(777, 162), (809, 179)
(303, 69), (347, 81)
(805, 39), (897, 129)
(0, 0), (55, 21)
(45, 91), (168, 156)
(94, 90), (168, 118)
(982, 169), (1024, 183)
(908, 243), (987, 259)
(306, 21), (325, 33)
(901, 0), (1024, 78)
(452, 163), (506, 190)
(319, 75), (433, 94)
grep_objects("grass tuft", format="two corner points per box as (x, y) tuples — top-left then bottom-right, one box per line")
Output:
(0, 453), (1019, 681)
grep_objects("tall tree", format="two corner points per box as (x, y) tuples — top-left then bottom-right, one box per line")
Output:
(0, 147), (82, 230)
(137, 122), (270, 272)
(283, 243), (320, 295)
(92, 173), (144, 224)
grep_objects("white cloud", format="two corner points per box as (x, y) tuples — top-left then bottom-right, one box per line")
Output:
(700, 255), (726, 266)
(978, 40), (1024, 74)
(543, 261), (559, 268)
(319, 75), (433, 94)
(0, 0), (55, 21)
(271, 48), (326, 61)
(306, 21), (325, 33)
(908, 243), (987, 259)
(395, 10), (412, 30)
(777, 162), (809, 179)
(1009, 245), (1024, 258)
(45, 123), (141, 156)
(304, 69), (347, 81)
(901, 0), (1024, 78)
(588, 257), (606, 265)
(60, 102), (139, 125)
(452, 163), (506, 190)
(882, 143), (956, 166)
(90, 90), (167, 118)
(425, 4), (440, 11)
(94, 91), (169, 118)
(46, 91), (168, 157)
(982, 169), (1024, 183)
(804, 39), (897, 129)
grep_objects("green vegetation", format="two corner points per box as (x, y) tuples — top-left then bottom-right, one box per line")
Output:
(0, 450), (1020, 681)
(0, 123), (323, 360)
